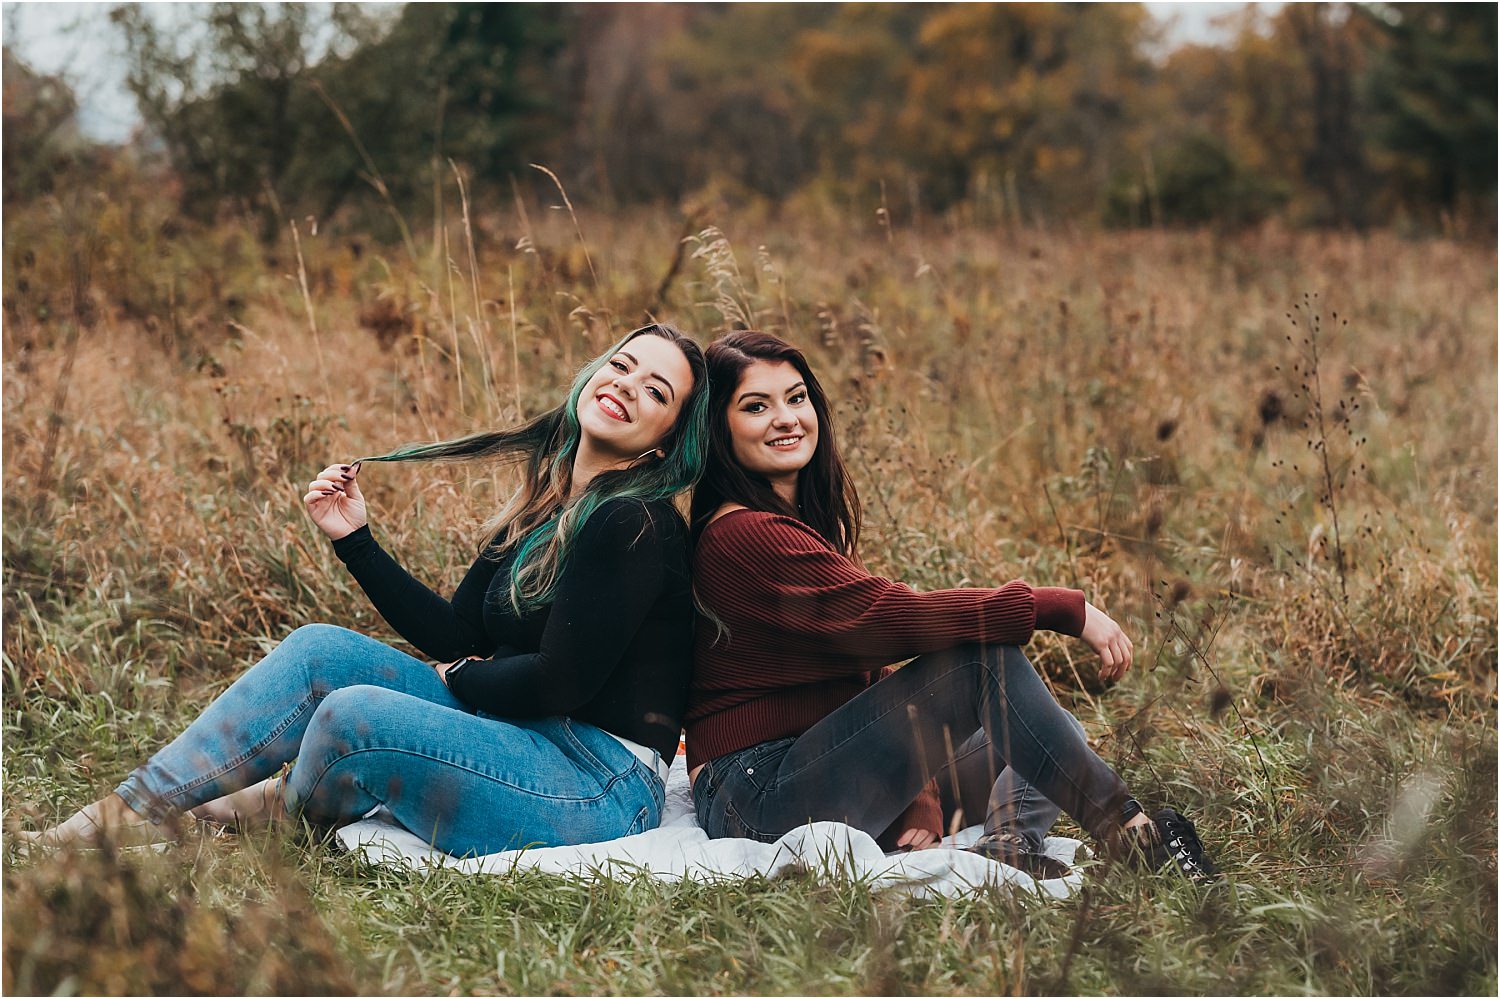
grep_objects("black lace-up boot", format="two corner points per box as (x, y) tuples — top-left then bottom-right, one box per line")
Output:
(1126, 808), (1221, 884)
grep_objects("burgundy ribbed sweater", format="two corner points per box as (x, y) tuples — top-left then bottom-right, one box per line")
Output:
(685, 509), (1087, 773)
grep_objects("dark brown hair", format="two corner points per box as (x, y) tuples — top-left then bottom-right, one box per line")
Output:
(690, 330), (861, 556)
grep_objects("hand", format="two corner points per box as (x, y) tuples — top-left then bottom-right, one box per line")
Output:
(434, 656), (482, 687)
(304, 462), (367, 540)
(895, 827), (939, 851)
(1081, 600), (1134, 683)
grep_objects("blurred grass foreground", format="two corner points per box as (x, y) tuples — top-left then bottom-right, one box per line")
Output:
(3, 2), (1497, 995)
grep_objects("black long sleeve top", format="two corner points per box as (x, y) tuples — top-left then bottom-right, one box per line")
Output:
(330, 497), (693, 759)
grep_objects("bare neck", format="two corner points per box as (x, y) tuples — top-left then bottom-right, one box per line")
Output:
(772, 475), (797, 508)
(569, 439), (632, 498)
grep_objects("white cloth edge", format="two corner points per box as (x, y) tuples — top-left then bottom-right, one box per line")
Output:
(336, 762), (1086, 900)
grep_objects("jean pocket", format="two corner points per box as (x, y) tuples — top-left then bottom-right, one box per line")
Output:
(732, 738), (794, 793)
(717, 799), (777, 843)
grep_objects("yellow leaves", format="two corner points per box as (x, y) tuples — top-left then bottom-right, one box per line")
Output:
(1032, 145), (1085, 177)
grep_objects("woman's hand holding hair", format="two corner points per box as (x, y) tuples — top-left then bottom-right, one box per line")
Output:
(304, 462), (367, 541)
(1081, 600), (1134, 683)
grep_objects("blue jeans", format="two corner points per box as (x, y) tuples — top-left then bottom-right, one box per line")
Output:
(115, 624), (665, 856)
(694, 644), (1136, 845)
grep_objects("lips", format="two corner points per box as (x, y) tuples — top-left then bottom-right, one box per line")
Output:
(767, 435), (803, 449)
(597, 393), (631, 422)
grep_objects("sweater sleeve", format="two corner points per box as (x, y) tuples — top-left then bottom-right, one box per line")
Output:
(701, 512), (1084, 678)
(877, 780), (945, 850)
(444, 499), (678, 717)
(1034, 586), (1087, 637)
(330, 525), (497, 663)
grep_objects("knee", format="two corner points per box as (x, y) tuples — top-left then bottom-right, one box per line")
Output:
(277, 623), (355, 670)
(304, 684), (389, 750)
(964, 643), (1029, 678)
(294, 688), (416, 816)
(276, 624), (392, 689)
(970, 645), (1040, 699)
(995, 645), (1043, 683)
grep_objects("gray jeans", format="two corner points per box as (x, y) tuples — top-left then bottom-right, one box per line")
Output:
(936, 710), (1089, 846)
(693, 644), (1137, 845)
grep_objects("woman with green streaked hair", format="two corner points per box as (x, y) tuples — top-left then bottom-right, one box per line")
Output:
(24, 324), (711, 856)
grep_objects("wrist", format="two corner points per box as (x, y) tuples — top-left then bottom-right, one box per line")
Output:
(1034, 587), (1087, 637)
(330, 524), (374, 561)
(442, 657), (479, 688)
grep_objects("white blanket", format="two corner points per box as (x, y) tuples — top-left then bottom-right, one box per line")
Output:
(337, 763), (1086, 899)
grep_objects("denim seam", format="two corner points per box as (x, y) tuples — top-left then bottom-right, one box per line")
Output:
(158, 690), (319, 805)
(703, 750), (790, 842)
(720, 797), (779, 843)
(644, 760), (666, 814)
(558, 718), (623, 785)
(991, 664), (1120, 834)
(626, 760), (666, 822)
(1008, 777), (1038, 846)
(295, 747), (636, 806)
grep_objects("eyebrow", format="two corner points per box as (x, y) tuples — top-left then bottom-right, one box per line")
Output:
(736, 381), (805, 404)
(619, 351), (676, 401)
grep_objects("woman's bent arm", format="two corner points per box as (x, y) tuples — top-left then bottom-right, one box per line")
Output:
(332, 526), (498, 662)
(696, 510), (1085, 682)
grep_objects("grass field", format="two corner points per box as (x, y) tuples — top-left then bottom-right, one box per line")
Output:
(3, 200), (1496, 994)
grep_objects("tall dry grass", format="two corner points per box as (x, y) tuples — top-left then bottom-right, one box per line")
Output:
(2, 183), (1495, 993)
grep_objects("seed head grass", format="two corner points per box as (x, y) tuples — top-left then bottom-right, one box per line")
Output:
(3, 193), (1495, 994)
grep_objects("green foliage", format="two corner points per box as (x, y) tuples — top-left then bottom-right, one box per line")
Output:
(1363, 2), (1498, 213)
(312, 2), (577, 224)
(1, 48), (90, 204)
(108, 2), (577, 243)
(111, 3), (345, 240)
(16, 2), (1479, 231)
(1106, 132), (1288, 228)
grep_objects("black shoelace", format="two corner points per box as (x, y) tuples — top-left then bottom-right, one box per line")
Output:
(1159, 813), (1217, 878)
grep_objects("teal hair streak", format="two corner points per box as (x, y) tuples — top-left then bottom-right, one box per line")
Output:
(508, 327), (711, 613)
(355, 325), (711, 615)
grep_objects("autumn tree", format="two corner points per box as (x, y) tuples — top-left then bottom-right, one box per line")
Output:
(2, 47), (89, 203)
(1363, 2), (1497, 220)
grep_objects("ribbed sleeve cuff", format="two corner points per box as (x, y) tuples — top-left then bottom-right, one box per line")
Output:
(877, 780), (944, 850)
(329, 524), (376, 564)
(1033, 587), (1087, 637)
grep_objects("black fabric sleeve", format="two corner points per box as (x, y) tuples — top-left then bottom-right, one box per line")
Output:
(444, 499), (672, 717)
(330, 525), (499, 663)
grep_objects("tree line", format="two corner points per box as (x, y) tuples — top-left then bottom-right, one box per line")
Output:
(5, 2), (1495, 240)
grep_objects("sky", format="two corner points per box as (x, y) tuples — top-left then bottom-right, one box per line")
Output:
(2, 1), (1283, 145)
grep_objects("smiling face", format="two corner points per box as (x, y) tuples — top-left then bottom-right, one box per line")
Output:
(575, 332), (695, 463)
(726, 359), (819, 503)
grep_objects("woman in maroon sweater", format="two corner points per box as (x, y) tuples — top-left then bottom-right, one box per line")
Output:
(685, 330), (1218, 882)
